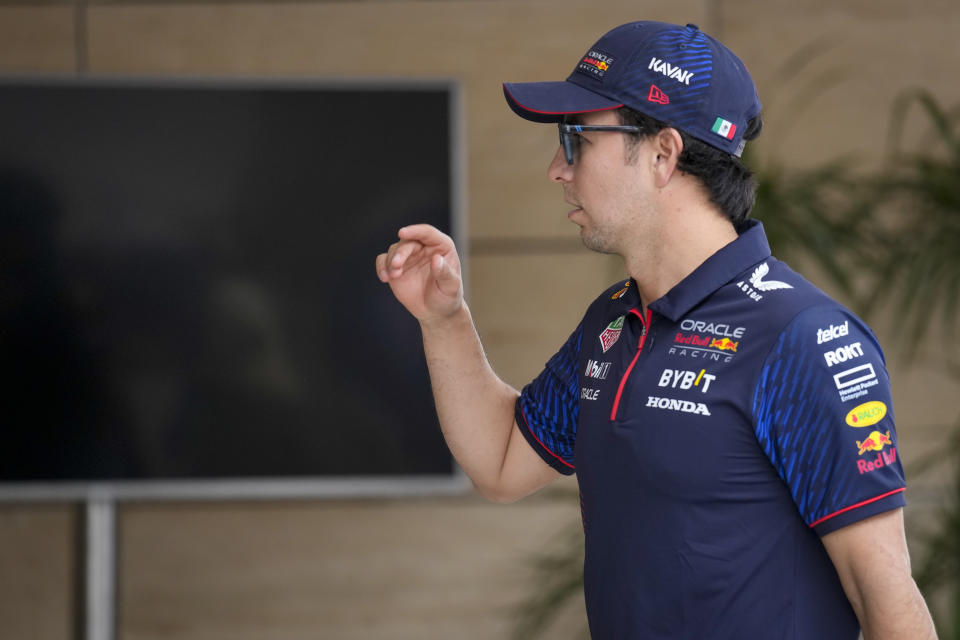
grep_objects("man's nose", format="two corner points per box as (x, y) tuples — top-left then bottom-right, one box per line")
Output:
(547, 146), (573, 183)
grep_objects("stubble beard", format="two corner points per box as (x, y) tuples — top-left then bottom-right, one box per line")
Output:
(579, 223), (618, 255)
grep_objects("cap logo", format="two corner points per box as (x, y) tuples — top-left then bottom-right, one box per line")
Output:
(577, 49), (615, 78)
(647, 85), (669, 105)
(711, 117), (737, 140)
(648, 57), (694, 85)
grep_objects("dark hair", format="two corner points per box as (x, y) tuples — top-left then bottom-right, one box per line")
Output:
(617, 107), (763, 230)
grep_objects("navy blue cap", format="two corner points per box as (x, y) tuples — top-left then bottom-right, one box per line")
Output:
(503, 21), (762, 157)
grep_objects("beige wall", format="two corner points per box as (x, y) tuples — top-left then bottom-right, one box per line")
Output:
(1, 1), (958, 638)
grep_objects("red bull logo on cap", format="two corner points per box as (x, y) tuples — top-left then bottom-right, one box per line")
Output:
(578, 50), (615, 78)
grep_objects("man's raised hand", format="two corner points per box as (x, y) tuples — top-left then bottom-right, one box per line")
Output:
(376, 224), (464, 323)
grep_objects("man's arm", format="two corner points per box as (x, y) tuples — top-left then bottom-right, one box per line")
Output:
(376, 224), (561, 502)
(821, 508), (937, 640)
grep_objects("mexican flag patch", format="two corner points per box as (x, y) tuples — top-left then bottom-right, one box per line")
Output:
(599, 315), (625, 353)
(711, 117), (737, 140)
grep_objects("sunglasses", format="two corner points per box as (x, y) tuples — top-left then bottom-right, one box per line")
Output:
(558, 123), (643, 165)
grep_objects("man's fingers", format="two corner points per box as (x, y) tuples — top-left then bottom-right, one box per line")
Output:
(398, 224), (454, 251)
(431, 253), (461, 296)
(387, 239), (425, 275)
(375, 252), (389, 282)
(378, 226), (457, 284)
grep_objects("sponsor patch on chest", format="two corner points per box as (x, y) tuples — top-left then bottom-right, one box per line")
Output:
(599, 315), (625, 353)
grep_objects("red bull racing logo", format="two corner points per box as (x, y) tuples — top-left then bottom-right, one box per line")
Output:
(856, 430), (892, 456)
(577, 49), (615, 78)
(855, 430), (897, 475)
(583, 57), (610, 71)
(709, 338), (739, 352)
(670, 333), (743, 363)
(668, 318), (746, 364)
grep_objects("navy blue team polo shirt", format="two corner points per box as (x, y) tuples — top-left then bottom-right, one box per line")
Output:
(515, 220), (906, 640)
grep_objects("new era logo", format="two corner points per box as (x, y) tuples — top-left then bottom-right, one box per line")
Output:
(647, 85), (669, 105)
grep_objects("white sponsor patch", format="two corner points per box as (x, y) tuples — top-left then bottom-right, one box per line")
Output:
(817, 321), (849, 345)
(585, 360), (612, 380)
(581, 387), (600, 401)
(737, 262), (793, 302)
(648, 57), (694, 85)
(834, 363), (879, 402)
(824, 342), (864, 367)
(657, 368), (716, 393)
(645, 395), (711, 416)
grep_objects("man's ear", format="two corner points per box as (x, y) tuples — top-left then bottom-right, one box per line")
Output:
(651, 128), (684, 188)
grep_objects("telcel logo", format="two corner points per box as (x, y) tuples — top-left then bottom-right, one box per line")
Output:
(817, 321), (849, 345)
(845, 401), (887, 427)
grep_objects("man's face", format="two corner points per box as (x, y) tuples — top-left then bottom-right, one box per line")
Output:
(547, 110), (654, 255)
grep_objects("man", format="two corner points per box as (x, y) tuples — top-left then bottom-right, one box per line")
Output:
(376, 21), (936, 640)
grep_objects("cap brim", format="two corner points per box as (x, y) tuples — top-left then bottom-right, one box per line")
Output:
(503, 81), (624, 123)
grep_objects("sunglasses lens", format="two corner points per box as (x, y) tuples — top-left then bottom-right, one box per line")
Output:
(559, 128), (577, 165)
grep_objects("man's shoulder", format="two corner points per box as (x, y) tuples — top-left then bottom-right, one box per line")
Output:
(727, 256), (879, 353)
(727, 256), (844, 314)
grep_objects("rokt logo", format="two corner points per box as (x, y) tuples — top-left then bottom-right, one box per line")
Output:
(824, 342), (864, 367)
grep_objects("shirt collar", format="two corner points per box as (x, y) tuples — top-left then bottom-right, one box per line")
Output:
(648, 220), (771, 322)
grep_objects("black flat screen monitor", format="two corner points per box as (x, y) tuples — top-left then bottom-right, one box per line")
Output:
(0, 77), (460, 492)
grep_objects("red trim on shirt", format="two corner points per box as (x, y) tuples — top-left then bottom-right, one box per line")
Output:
(519, 405), (575, 470)
(809, 487), (906, 529)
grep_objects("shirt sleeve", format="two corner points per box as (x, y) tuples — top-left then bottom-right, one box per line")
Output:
(515, 323), (583, 475)
(751, 306), (906, 536)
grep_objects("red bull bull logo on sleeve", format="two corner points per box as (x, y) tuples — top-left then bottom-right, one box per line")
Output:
(856, 430), (892, 456)
(855, 429), (897, 474)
